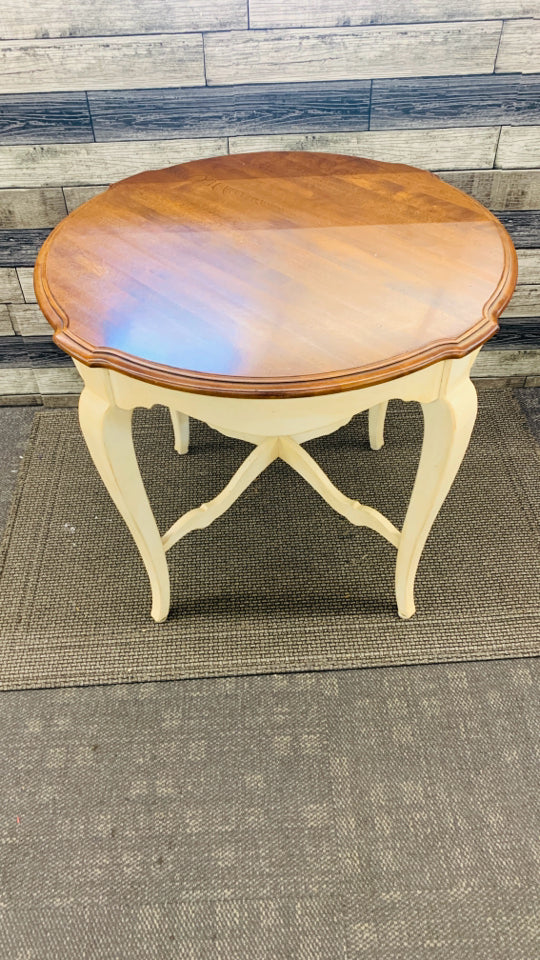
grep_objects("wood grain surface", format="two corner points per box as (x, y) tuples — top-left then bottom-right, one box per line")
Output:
(229, 128), (500, 170)
(439, 170), (540, 210)
(495, 18), (540, 73)
(0, 92), (92, 143)
(370, 75), (540, 129)
(0, 35), (205, 94)
(34, 152), (516, 398)
(88, 81), (371, 141)
(496, 127), (540, 169)
(204, 23), (502, 85)
(249, 1), (535, 29)
(0, 139), (227, 188)
(0, 269), (23, 303)
(0, 0), (246, 40)
(0, 188), (67, 228)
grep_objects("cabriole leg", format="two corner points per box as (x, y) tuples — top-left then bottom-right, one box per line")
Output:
(395, 367), (477, 619)
(78, 373), (170, 622)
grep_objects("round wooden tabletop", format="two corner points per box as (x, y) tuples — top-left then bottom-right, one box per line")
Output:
(34, 151), (517, 398)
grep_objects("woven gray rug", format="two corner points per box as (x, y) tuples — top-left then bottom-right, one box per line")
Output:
(0, 389), (538, 690)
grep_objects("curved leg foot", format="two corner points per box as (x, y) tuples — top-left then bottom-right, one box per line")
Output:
(369, 401), (388, 450)
(170, 409), (189, 454)
(395, 375), (477, 619)
(79, 377), (170, 622)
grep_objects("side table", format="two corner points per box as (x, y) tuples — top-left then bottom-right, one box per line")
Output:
(34, 152), (517, 621)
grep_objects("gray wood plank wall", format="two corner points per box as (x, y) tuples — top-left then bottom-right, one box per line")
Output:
(0, 0), (539, 382)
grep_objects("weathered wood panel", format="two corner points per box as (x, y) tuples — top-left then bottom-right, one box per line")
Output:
(472, 348), (540, 376)
(0, 365), (38, 395)
(204, 23), (502, 85)
(0, 188), (67, 228)
(371, 74), (540, 129)
(0, 92), (92, 143)
(487, 322), (540, 347)
(229, 127), (499, 170)
(495, 18), (540, 74)
(16, 267), (35, 302)
(249, 1), (535, 28)
(63, 186), (109, 212)
(8, 303), (51, 335)
(495, 211), (540, 249)
(34, 366), (82, 395)
(0, 305), (14, 335)
(517, 250), (540, 285)
(439, 170), (540, 210)
(0, 35), (205, 94)
(0, 268), (23, 302)
(501, 285), (540, 318)
(496, 126), (540, 169)
(89, 80), (371, 141)
(0, 139), (227, 188)
(0, 230), (51, 266)
(0, 1), (246, 39)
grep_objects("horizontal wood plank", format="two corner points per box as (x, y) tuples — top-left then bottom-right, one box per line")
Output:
(0, 230), (51, 267)
(495, 18), (540, 74)
(8, 304), (51, 336)
(0, 92), (92, 143)
(501, 285), (540, 318)
(63, 186), (108, 212)
(486, 322), (540, 348)
(0, 188), (67, 228)
(89, 80), (371, 141)
(16, 267), (35, 302)
(0, 1), (246, 40)
(496, 126), (540, 169)
(229, 127), (499, 170)
(439, 170), (540, 210)
(517, 250), (540, 285)
(0, 366), (38, 395)
(0, 305), (14, 336)
(371, 74), (540, 129)
(34, 366), (82, 395)
(204, 23), (502, 85)
(495, 211), (540, 249)
(0, 34), (205, 94)
(0, 268), (23, 302)
(249, 1), (535, 28)
(472, 348), (540, 376)
(0, 139), (227, 187)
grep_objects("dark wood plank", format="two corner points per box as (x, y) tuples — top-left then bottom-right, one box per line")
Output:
(0, 92), (93, 144)
(440, 171), (540, 211)
(23, 337), (73, 366)
(371, 74), (540, 129)
(495, 211), (540, 249)
(0, 229), (51, 267)
(485, 322), (540, 349)
(89, 81), (371, 141)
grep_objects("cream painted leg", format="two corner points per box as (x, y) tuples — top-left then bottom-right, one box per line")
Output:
(170, 409), (189, 454)
(369, 401), (388, 450)
(79, 376), (170, 622)
(395, 371), (477, 619)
